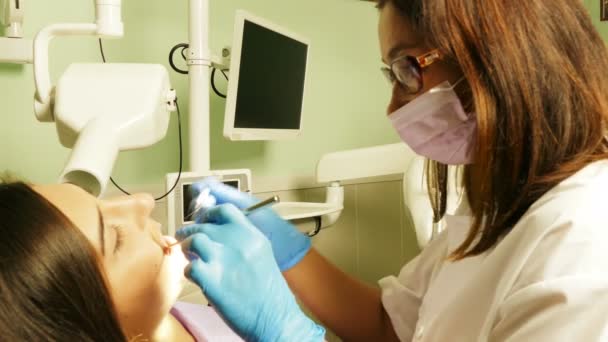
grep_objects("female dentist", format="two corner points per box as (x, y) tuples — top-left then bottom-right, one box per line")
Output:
(177, 0), (608, 340)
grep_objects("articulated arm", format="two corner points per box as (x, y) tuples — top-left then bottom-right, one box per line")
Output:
(33, 0), (123, 122)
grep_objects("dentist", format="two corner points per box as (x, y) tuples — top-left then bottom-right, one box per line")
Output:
(178, 0), (608, 340)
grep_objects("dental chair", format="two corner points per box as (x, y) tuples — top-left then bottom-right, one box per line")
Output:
(316, 143), (464, 250)
(403, 155), (464, 248)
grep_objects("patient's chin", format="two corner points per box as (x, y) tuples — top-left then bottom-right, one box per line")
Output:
(161, 236), (189, 305)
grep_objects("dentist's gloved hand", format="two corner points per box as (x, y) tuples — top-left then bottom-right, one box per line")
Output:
(190, 178), (310, 271)
(178, 204), (325, 342)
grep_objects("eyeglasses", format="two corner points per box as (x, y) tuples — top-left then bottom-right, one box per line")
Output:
(381, 49), (441, 94)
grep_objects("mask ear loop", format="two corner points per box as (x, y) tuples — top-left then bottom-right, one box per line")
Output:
(450, 76), (475, 113)
(428, 76), (466, 94)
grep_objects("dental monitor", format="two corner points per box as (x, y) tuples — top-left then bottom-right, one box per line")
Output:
(223, 10), (310, 141)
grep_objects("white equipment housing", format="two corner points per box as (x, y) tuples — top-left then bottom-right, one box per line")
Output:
(54, 64), (175, 195)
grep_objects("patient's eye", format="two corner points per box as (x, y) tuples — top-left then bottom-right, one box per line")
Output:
(112, 225), (126, 253)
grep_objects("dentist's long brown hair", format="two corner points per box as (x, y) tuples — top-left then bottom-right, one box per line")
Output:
(378, 0), (608, 258)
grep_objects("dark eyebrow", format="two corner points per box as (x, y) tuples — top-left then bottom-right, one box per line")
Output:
(383, 43), (418, 64)
(97, 205), (105, 256)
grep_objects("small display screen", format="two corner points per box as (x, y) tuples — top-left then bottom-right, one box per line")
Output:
(234, 20), (308, 130)
(182, 180), (240, 223)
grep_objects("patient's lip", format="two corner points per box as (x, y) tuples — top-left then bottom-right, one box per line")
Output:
(162, 236), (179, 255)
(164, 236), (178, 244)
(150, 223), (169, 250)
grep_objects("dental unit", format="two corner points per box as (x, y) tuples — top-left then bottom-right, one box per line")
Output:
(0, 0), (440, 247)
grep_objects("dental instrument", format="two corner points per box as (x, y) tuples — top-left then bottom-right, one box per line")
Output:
(241, 195), (281, 215)
(185, 187), (217, 221)
(164, 195), (280, 254)
(189, 194), (280, 225)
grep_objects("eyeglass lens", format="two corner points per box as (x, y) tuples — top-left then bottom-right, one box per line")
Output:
(392, 57), (422, 93)
(382, 56), (423, 94)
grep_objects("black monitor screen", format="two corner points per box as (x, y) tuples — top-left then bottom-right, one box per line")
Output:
(182, 180), (239, 222)
(234, 20), (308, 129)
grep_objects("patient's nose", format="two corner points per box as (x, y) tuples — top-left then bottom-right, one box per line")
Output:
(100, 193), (155, 230)
(130, 193), (155, 229)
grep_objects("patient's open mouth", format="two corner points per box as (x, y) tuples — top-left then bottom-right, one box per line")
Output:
(162, 236), (179, 255)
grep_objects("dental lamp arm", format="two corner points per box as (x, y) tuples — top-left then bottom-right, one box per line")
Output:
(34, 24), (97, 121)
(1, 0), (24, 38)
(33, 0), (123, 122)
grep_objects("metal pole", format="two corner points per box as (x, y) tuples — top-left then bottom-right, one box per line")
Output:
(188, 0), (211, 172)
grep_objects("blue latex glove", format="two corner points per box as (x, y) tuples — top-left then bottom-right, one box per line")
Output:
(177, 204), (326, 342)
(190, 178), (310, 271)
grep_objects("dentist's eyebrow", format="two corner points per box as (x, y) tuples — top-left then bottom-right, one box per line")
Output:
(97, 204), (106, 256)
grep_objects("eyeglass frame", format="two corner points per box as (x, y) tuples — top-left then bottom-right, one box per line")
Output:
(381, 49), (441, 94)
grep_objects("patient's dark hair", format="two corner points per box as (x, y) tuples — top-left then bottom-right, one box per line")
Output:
(0, 181), (127, 341)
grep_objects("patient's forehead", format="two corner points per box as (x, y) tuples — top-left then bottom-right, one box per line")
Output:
(33, 184), (101, 252)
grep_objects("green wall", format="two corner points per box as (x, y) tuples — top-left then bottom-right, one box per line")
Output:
(3, 1), (608, 187)
(0, 0), (396, 186)
(586, 0), (608, 41)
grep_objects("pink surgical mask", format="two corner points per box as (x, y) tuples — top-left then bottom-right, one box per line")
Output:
(388, 79), (476, 165)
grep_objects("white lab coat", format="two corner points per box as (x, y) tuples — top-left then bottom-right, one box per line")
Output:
(380, 160), (608, 341)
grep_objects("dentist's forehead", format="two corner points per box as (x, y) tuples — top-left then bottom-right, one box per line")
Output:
(378, 1), (423, 64)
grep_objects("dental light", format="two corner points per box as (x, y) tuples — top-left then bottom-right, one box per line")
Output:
(32, 0), (176, 196)
(52, 64), (176, 196)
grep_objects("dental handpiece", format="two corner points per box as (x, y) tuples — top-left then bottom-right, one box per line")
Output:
(241, 195), (281, 215)
(164, 195), (280, 253)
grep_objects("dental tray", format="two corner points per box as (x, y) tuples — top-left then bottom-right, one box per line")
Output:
(273, 202), (343, 221)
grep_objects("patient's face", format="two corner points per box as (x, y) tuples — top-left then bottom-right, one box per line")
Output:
(35, 184), (188, 338)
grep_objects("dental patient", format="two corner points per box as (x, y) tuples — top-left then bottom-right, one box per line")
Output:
(0, 180), (242, 341)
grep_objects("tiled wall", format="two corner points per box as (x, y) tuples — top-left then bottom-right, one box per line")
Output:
(255, 180), (421, 286)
